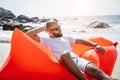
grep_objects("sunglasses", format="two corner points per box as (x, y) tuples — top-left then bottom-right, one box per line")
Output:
(49, 26), (61, 31)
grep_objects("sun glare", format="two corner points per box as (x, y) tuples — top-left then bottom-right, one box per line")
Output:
(1, 0), (119, 16)
(65, 0), (96, 16)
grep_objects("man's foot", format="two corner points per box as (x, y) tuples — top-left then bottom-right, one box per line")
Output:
(100, 74), (118, 80)
(85, 63), (118, 80)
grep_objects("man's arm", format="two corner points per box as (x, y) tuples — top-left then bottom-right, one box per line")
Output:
(76, 39), (97, 47)
(26, 27), (46, 42)
(76, 39), (105, 53)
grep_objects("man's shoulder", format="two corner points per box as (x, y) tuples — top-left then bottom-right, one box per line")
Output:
(39, 36), (50, 42)
(63, 35), (74, 38)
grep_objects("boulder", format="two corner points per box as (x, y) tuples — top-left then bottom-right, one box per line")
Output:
(22, 26), (34, 32)
(0, 18), (3, 26)
(87, 21), (111, 28)
(0, 7), (16, 20)
(40, 18), (50, 22)
(3, 22), (24, 31)
(2, 21), (35, 33)
(17, 15), (32, 23)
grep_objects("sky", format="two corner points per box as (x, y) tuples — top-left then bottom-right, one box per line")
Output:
(0, 0), (120, 17)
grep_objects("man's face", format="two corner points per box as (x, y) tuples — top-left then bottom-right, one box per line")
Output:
(46, 22), (62, 38)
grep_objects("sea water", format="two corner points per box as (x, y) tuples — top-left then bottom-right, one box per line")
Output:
(0, 15), (120, 41)
(1, 15), (120, 53)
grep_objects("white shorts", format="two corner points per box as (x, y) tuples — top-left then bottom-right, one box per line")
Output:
(72, 56), (91, 72)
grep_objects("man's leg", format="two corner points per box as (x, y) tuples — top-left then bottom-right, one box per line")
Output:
(59, 51), (87, 80)
(85, 62), (118, 80)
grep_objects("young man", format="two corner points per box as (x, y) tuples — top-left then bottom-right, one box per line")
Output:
(26, 21), (117, 80)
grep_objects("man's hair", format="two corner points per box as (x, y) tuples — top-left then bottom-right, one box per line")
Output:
(45, 20), (58, 29)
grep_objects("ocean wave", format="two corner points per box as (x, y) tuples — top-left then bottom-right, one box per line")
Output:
(1, 15), (120, 42)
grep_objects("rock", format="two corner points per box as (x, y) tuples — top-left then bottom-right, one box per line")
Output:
(17, 15), (32, 23)
(87, 21), (111, 28)
(2, 22), (34, 32)
(0, 18), (3, 26)
(22, 26), (34, 32)
(0, 7), (16, 20)
(0, 7), (60, 32)
(31, 17), (40, 23)
(3, 22), (24, 30)
(40, 18), (50, 22)
(53, 18), (58, 22)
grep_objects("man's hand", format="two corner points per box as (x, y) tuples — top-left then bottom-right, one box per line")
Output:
(26, 27), (46, 42)
(94, 45), (106, 54)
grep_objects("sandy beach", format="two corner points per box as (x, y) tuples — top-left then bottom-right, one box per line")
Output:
(0, 31), (120, 79)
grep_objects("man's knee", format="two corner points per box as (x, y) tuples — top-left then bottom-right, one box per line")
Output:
(85, 63), (103, 78)
(59, 51), (72, 64)
(59, 51), (71, 60)
(85, 63), (101, 72)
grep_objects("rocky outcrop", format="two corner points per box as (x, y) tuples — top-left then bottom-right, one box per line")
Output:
(0, 7), (16, 20)
(22, 26), (34, 32)
(0, 18), (4, 26)
(17, 15), (32, 23)
(2, 22), (34, 32)
(0, 7), (58, 32)
(3, 22), (24, 30)
(87, 21), (111, 28)
(40, 18), (50, 22)
(31, 17), (40, 23)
